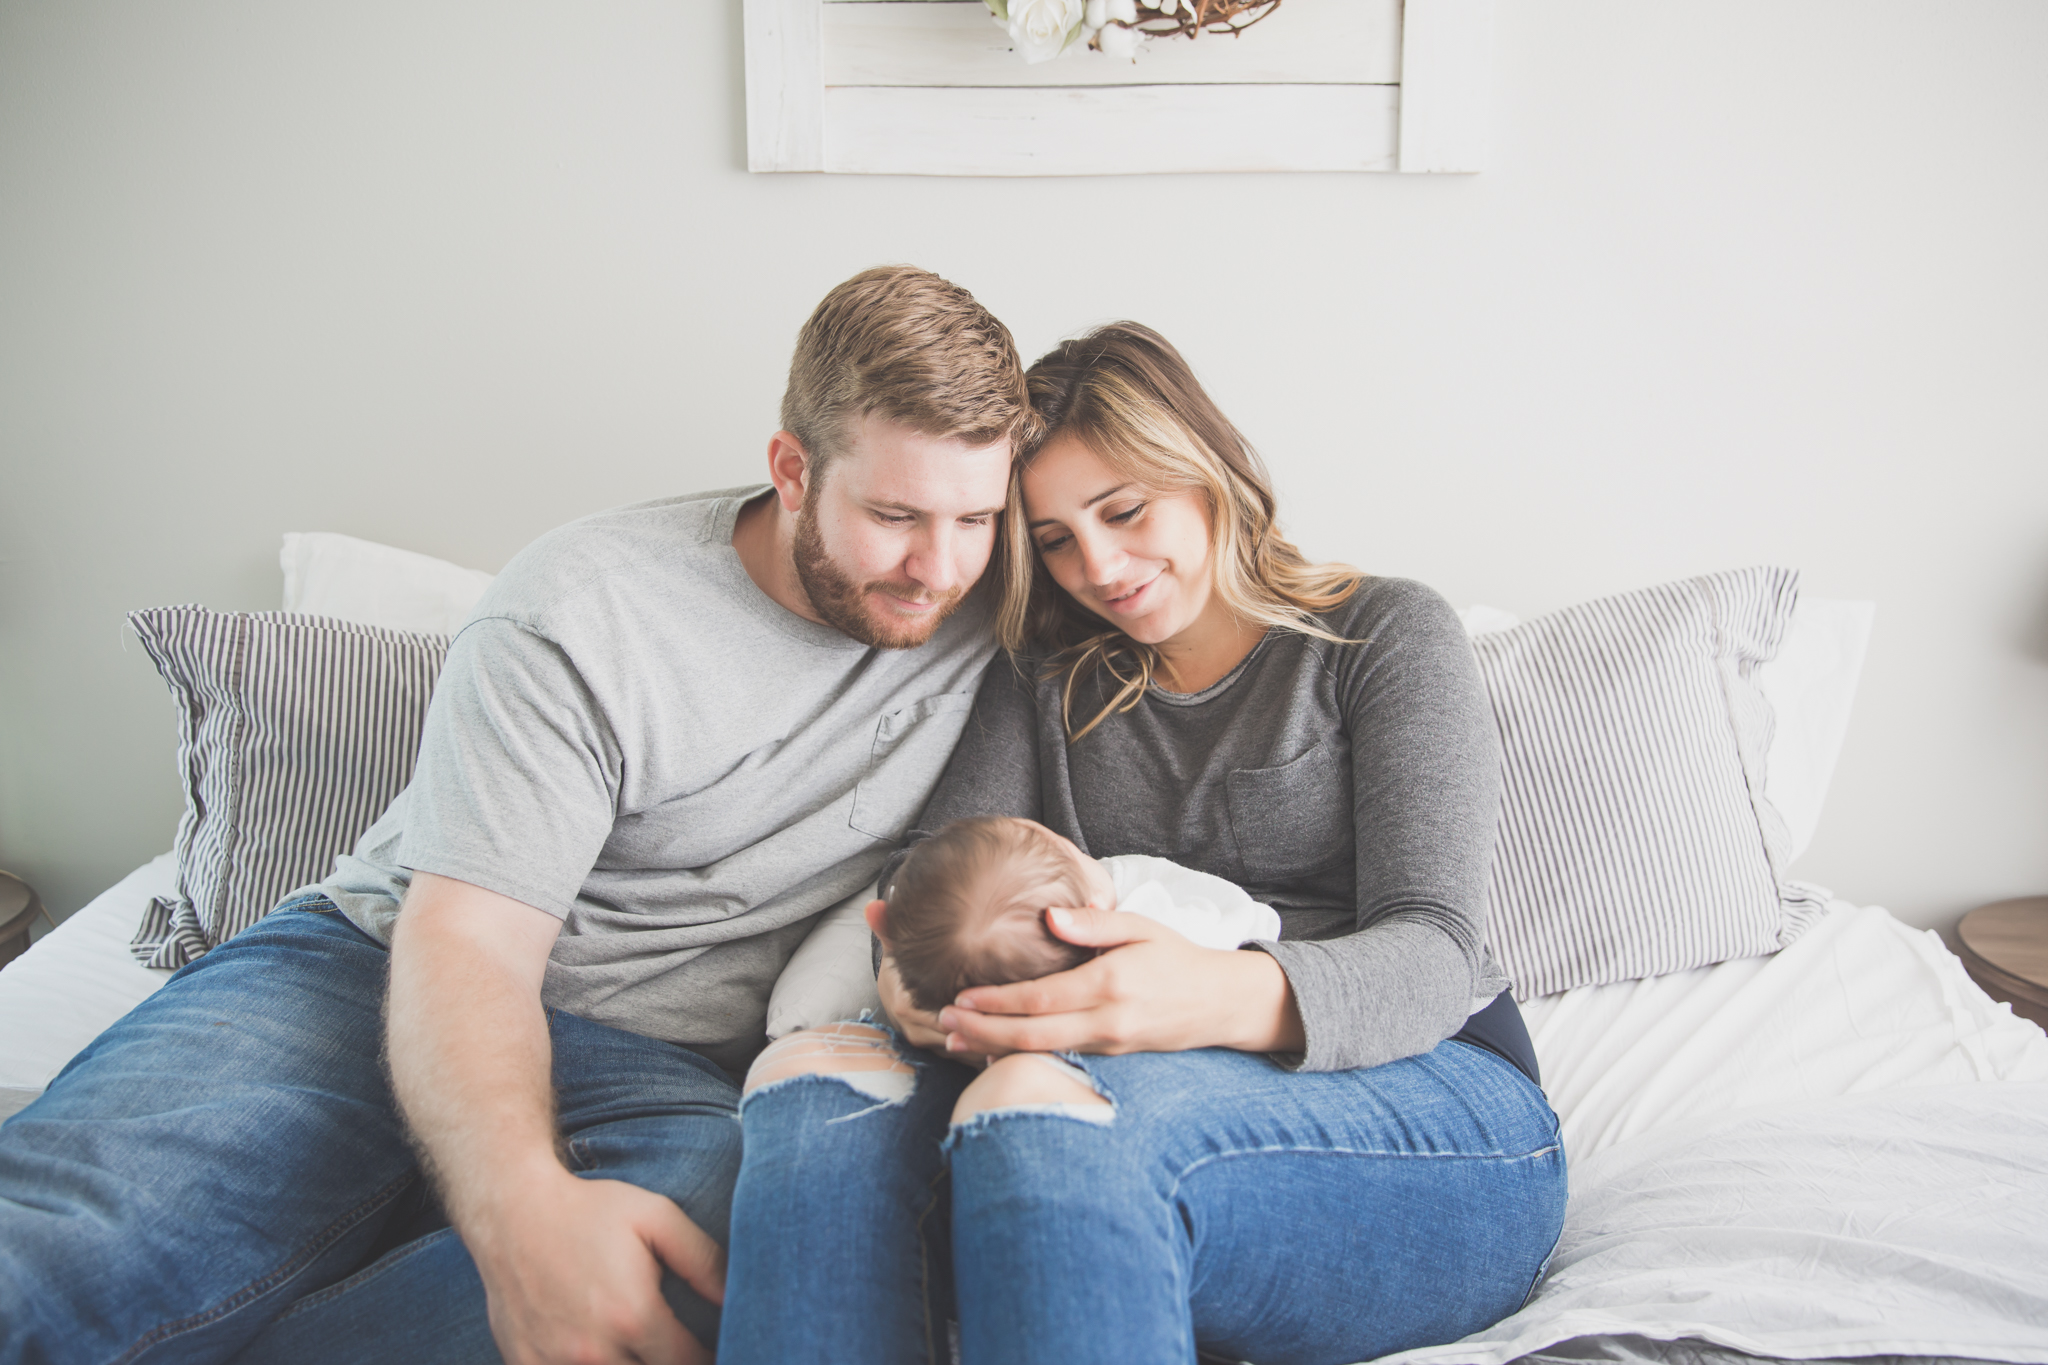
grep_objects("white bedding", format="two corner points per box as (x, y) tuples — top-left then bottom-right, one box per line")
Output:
(5, 867), (2047, 1361)
(0, 853), (175, 1117)
(1522, 902), (2048, 1162)
(1387, 905), (2048, 1365)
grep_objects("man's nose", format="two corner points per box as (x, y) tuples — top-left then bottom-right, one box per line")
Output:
(906, 523), (962, 594)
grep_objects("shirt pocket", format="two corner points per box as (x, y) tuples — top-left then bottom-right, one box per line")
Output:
(1224, 740), (1353, 884)
(849, 692), (977, 841)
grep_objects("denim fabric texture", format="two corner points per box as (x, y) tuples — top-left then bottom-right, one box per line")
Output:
(722, 1026), (1566, 1365)
(0, 901), (743, 1365)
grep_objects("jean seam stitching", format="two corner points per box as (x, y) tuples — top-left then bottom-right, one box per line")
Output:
(109, 1169), (418, 1364)
(268, 1224), (455, 1321)
(914, 1161), (949, 1365)
(1163, 1142), (1564, 1207)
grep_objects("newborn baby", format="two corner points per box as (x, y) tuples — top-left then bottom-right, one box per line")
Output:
(882, 815), (1281, 1013)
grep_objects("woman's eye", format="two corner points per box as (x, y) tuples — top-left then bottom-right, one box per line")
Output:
(1107, 503), (1146, 525)
(1036, 534), (1070, 554)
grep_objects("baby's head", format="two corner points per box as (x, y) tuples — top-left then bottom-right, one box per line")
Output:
(882, 817), (1116, 1013)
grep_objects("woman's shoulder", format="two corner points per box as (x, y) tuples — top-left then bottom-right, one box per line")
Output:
(1312, 575), (1466, 646)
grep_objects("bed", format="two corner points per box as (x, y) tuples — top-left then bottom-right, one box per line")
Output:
(3, 533), (2045, 1364)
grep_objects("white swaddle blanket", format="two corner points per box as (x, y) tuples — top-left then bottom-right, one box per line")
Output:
(1102, 854), (1281, 950)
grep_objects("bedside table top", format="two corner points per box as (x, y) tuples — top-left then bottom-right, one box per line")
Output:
(1957, 897), (2048, 1008)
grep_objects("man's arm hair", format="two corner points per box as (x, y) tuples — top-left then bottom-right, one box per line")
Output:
(386, 873), (564, 1220)
(386, 872), (723, 1365)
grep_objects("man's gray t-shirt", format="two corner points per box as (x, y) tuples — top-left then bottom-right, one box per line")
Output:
(318, 488), (996, 1073)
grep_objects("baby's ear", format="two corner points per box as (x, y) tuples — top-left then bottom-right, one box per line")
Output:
(863, 897), (891, 948)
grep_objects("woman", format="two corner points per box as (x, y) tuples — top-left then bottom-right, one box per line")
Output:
(720, 324), (1564, 1365)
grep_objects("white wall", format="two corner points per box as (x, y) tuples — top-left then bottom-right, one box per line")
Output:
(2, 1), (2044, 933)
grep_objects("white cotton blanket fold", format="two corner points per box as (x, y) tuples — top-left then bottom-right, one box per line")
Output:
(1374, 1084), (2048, 1365)
(1521, 903), (2048, 1164)
(1362, 904), (2048, 1365)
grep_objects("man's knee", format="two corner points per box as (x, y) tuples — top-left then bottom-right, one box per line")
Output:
(951, 1053), (1111, 1126)
(742, 1021), (916, 1103)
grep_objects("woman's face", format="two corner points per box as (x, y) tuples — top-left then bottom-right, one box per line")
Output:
(1021, 434), (1218, 649)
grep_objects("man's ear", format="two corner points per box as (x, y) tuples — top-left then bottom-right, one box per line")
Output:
(766, 431), (812, 514)
(863, 897), (891, 951)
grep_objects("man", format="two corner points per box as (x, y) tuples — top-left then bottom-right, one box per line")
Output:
(0, 266), (1031, 1365)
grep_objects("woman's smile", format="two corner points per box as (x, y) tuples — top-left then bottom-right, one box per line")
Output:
(1098, 573), (1158, 612)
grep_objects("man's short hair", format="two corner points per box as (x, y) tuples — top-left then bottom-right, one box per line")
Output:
(781, 266), (1035, 474)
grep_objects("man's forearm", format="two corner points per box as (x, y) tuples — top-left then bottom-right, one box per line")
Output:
(385, 872), (569, 1232)
(383, 873), (723, 1365)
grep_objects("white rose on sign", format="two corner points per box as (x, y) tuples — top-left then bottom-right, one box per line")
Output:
(986, 0), (1088, 65)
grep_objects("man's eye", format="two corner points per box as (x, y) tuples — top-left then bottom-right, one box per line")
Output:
(961, 515), (993, 528)
(877, 512), (914, 525)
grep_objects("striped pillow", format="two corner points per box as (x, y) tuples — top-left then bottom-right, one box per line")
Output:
(1476, 567), (1832, 999)
(128, 606), (448, 968)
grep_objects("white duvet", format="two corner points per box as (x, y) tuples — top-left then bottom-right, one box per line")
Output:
(0, 853), (175, 1115)
(1382, 905), (2048, 1365)
(5, 869), (2047, 1360)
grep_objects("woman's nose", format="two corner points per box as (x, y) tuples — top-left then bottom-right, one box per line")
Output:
(1078, 535), (1125, 586)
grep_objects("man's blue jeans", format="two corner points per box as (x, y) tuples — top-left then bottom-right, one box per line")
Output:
(0, 900), (742, 1365)
(722, 1030), (1566, 1365)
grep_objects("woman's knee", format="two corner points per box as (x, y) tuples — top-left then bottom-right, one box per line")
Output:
(742, 1021), (916, 1103)
(951, 1053), (1111, 1126)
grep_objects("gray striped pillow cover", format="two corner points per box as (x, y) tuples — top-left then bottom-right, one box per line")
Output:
(1476, 567), (1831, 1000)
(128, 606), (448, 969)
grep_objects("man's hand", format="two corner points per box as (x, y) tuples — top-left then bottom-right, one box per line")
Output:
(935, 906), (1306, 1058)
(472, 1167), (725, 1365)
(387, 873), (721, 1364)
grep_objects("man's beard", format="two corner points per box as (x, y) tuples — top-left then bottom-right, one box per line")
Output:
(791, 503), (969, 650)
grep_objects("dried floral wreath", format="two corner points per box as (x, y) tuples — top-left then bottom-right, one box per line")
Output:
(985, 0), (1282, 65)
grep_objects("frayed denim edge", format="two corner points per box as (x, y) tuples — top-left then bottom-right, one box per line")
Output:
(942, 1102), (1117, 1151)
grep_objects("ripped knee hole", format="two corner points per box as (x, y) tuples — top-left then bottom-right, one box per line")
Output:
(744, 1021), (914, 1096)
(951, 1053), (1111, 1126)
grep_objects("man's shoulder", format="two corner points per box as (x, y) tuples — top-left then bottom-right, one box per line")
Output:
(470, 487), (766, 633)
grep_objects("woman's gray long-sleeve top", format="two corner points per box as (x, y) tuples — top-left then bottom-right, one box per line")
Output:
(897, 576), (1510, 1073)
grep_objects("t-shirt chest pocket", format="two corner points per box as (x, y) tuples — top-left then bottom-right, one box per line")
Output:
(849, 693), (976, 841)
(1224, 740), (1353, 884)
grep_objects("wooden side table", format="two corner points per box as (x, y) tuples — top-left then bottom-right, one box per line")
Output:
(1956, 896), (2048, 1030)
(0, 871), (46, 969)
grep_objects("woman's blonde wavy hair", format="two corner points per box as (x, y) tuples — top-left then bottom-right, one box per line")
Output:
(997, 322), (1368, 741)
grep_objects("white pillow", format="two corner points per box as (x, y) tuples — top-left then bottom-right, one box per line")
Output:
(765, 882), (883, 1039)
(281, 532), (495, 637)
(1754, 597), (1875, 862)
(1463, 592), (1873, 868)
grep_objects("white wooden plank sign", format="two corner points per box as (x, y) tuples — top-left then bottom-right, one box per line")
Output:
(745, 0), (1492, 177)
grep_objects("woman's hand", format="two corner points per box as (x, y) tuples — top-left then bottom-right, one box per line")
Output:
(936, 907), (1306, 1058)
(869, 902), (991, 1067)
